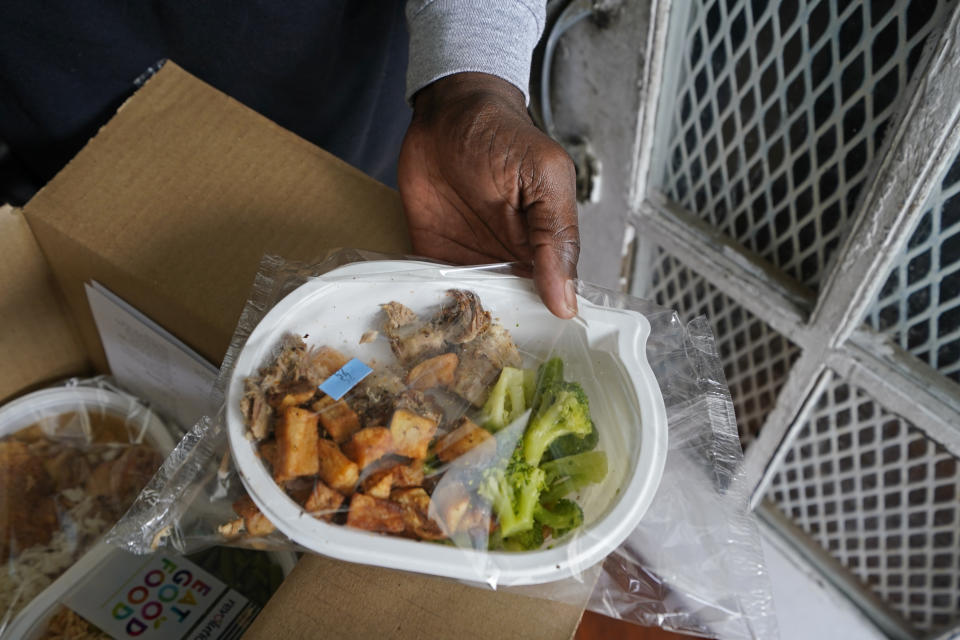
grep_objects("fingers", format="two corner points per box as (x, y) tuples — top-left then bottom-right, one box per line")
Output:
(523, 145), (580, 319)
(532, 236), (579, 319)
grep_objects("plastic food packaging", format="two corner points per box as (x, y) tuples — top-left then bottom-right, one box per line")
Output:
(5, 543), (296, 640)
(0, 378), (173, 637)
(0, 379), (297, 640)
(109, 250), (778, 639)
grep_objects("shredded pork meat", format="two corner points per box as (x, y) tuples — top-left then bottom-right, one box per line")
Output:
(437, 289), (490, 344)
(452, 323), (522, 406)
(379, 289), (519, 406)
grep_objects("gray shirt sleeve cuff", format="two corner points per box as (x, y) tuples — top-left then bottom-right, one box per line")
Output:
(405, 0), (546, 105)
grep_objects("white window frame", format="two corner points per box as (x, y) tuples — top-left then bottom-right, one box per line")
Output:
(629, 2), (960, 637)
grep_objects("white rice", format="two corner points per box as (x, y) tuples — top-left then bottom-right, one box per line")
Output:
(0, 494), (108, 623)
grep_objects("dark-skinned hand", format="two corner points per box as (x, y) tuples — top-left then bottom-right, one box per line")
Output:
(398, 72), (580, 319)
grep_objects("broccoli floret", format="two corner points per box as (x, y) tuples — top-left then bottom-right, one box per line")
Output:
(530, 358), (564, 415)
(501, 523), (545, 551)
(534, 499), (584, 538)
(522, 380), (593, 466)
(531, 359), (599, 460)
(522, 368), (536, 406)
(479, 358), (600, 545)
(540, 450), (608, 504)
(477, 450), (546, 537)
(482, 366), (535, 431)
(545, 419), (599, 460)
(487, 524), (544, 551)
(487, 528), (504, 551)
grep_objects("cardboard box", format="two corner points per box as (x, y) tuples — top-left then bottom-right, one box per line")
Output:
(5, 62), (587, 638)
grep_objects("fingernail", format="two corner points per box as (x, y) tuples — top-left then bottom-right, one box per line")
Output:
(564, 280), (578, 316)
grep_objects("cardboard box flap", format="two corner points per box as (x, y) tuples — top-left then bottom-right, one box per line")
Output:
(23, 61), (411, 369)
(0, 205), (87, 402)
(243, 555), (586, 640)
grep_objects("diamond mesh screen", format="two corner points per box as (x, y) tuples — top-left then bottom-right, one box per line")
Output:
(769, 372), (960, 632)
(865, 146), (960, 384)
(655, 0), (952, 288)
(646, 250), (801, 446)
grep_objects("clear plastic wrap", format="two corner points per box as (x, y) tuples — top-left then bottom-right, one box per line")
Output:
(109, 249), (777, 639)
(581, 312), (779, 639)
(0, 377), (174, 636)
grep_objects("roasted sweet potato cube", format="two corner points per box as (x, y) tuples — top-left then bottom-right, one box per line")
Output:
(442, 498), (470, 533)
(232, 495), (276, 536)
(316, 439), (359, 494)
(390, 487), (446, 541)
(391, 462), (425, 488)
(303, 480), (345, 521)
(390, 486), (431, 512)
(284, 477), (315, 504)
(361, 466), (396, 499)
(274, 407), (320, 482)
(361, 462), (425, 499)
(309, 346), (351, 378)
(434, 417), (494, 463)
(314, 396), (362, 443)
(218, 517), (244, 539)
(258, 440), (279, 471)
(458, 506), (490, 534)
(346, 493), (405, 534)
(245, 511), (275, 536)
(342, 426), (393, 468)
(232, 494), (259, 520)
(406, 353), (459, 390)
(388, 409), (437, 460)
(266, 379), (316, 410)
(430, 483), (471, 533)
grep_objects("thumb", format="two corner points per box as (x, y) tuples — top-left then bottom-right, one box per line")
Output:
(525, 168), (580, 319)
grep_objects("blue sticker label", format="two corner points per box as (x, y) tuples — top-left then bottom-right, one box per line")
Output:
(319, 358), (373, 400)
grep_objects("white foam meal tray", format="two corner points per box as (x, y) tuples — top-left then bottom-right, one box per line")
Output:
(226, 261), (668, 586)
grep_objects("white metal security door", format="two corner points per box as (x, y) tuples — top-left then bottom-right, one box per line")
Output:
(627, 0), (960, 637)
